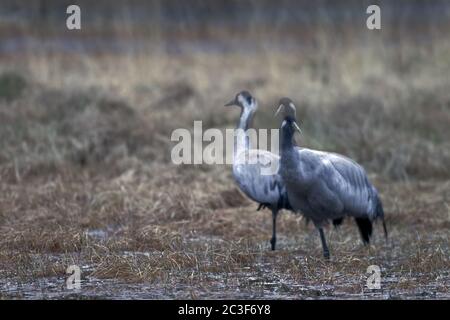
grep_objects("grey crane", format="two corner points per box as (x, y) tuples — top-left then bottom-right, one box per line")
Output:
(224, 91), (293, 250)
(275, 97), (387, 259)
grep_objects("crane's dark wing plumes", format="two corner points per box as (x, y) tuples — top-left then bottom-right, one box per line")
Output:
(333, 217), (344, 227)
(375, 193), (388, 240)
(354, 217), (373, 244)
(256, 203), (268, 211)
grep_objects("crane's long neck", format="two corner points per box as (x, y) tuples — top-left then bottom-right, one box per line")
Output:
(234, 108), (255, 158)
(237, 107), (254, 131)
(280, 119), (309, 183)
(280, 120), (296, 152)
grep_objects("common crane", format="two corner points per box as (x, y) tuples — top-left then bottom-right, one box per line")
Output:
(225, 91), (292, 250)
(275, 98), (387, 259)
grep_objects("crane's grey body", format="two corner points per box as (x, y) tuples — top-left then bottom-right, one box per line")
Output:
(276, 98), (387, 258)
(232, 149), (289, 210)
(281, 147), (380, 225)
(225, 91), (292, 250)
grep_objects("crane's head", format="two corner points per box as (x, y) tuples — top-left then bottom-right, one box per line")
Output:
(224, 90), (257, 112)
(275, 97), (302, 135)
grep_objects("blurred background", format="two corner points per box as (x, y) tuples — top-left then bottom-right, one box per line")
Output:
(1, 0), (449, 179)
(0, 0), (449, 299)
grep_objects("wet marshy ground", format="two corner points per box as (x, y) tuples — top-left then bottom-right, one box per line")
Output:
(1, 181), (448, 300)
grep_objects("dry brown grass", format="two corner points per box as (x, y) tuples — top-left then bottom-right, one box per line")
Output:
(0, 163), (448, 298)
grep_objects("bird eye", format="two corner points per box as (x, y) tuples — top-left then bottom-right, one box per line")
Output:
(247, 96), (252, 104)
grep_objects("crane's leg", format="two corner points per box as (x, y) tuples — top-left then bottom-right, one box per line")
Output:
(318, 228), (330, 259)
(270, 209), (278, 251)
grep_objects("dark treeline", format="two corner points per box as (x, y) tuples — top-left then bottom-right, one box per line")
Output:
(1, 0), (449, 54)
(1, 0), (449, 27)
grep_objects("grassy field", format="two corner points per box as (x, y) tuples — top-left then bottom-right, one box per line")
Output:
(0, 1), (449, 299)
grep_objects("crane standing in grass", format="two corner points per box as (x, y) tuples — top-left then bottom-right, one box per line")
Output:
(275, 98), (387, 259)
(224, 91), (293, 250)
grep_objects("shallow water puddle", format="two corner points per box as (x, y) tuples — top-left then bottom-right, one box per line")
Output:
(1, 247), (448, 299)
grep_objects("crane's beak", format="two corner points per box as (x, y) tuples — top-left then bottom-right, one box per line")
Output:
(293, 121), (303, 135)
(275, 104), (302, 134)
(274, 104), (284, 117)
(224, 99), (236, 107)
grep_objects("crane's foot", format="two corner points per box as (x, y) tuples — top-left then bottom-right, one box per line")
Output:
(323, 250), (330, 260)
(270, 237), (276, 251)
